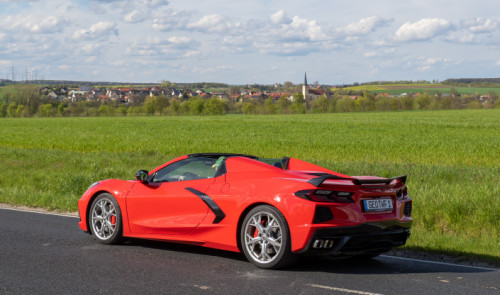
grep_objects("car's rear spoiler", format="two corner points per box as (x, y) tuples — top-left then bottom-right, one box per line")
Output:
(308, 174), (407, 187)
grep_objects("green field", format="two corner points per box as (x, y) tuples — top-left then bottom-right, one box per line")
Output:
(0, 110), (499, 262)
(339, 84), (500, 96)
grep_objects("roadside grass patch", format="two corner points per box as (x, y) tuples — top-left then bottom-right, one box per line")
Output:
(0, 109), (498, 262)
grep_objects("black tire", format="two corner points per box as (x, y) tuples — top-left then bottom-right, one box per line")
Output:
(240, 205), (297, 269)
(88, 193), (123, 244)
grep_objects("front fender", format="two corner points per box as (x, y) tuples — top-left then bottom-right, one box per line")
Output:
(78, 179), (136, 234)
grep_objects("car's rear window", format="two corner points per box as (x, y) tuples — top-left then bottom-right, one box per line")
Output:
(257, 158), (285, 169)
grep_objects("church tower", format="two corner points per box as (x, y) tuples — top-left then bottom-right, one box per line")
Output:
(302, 72), (308, 100)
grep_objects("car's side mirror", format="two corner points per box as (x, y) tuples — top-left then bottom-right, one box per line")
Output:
(135, 170), (149, 182)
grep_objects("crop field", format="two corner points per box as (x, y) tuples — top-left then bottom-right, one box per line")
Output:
(0, 109), (499, 262)
(339, 84), (500, 96)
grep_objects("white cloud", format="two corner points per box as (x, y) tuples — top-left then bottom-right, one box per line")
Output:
(125, 35), (198, 57)
(363, 48), (395, 58)
(168, 36), (191, 44)
(255, 41), (318, 56)
(111, 60), (125, 66)
(416, 57), (451, 71)
(186, 14), (229, 33)
(80, 43), (103, 55)
(270, 10), (290, 25)
(338, 16), (393, 35)
(462, 17), (498, 33)
(152, 9), (193, 31)
(0, 0), (37, 2)
(90, 0), (170, 16)
(73, 21), (118, 40)
(268, 15), (328, 42)
(184, 50), (200, 58)
(445, 18), (500, 44)
(167, 36), (197, 49)
(2, 0), (500, 83)
(30, 16), (67, 33)
(1, 15), (69, 34)
(191, 65), (234, 74)
(124, 10), (147, 23)
(446, 32), (476, 44)
(125, 42), (159, 56)
(363, 51), (379, 58)
(393, 18), (453, 41)
(0, 60), (12, 67)
(290, 16), (327, 41)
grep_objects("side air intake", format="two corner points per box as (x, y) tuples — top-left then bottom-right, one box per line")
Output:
(313, 206), (334, 223)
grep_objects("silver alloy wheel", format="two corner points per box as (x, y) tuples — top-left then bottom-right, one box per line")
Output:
(244, 211), (283, 264)
(91, 197), (117, 240)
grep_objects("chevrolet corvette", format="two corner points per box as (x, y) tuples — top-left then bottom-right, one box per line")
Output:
(78, 153), (412, 269)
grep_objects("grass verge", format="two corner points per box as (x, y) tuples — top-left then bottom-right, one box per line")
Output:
(0, 109), (498, 263)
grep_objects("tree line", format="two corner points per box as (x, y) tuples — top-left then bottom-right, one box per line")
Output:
(0, 84), (497, 118)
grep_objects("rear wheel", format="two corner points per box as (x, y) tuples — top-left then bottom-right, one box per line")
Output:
(240, 205), (296, 269)
(88, 193), (123, 244)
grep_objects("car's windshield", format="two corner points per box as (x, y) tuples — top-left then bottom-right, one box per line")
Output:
(152, 157), (218, 182)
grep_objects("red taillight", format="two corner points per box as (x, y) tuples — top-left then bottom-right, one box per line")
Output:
(294, 189), (354, 203)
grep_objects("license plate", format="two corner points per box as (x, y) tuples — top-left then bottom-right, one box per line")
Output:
(363, 198), (393, 212)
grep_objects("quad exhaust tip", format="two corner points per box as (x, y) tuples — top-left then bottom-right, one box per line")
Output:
(312, 239), (335, 249)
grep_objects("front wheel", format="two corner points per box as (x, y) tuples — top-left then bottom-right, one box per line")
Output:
(88, 193), (123, 244)
(240, 205), (296, 269)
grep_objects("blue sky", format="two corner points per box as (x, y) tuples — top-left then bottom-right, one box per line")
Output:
(1, 0), (499, 85)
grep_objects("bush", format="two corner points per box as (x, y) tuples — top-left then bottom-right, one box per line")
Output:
(38, 104), (55, 117)
(415, 94), (432, 110)
(0, 102), (6, 117)
(7, 102), (17, 117)
(188, 98), (205, 115)
(242, 102), (257, 114)
(467, 100), (482, 109)
(204, 97), (226, 115)
(16, 104), (27, 117)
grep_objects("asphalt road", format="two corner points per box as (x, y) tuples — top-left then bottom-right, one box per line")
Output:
(1, 208), (498, 295)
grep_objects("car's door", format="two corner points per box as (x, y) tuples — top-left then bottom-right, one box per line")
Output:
(126, 157), (219, 235)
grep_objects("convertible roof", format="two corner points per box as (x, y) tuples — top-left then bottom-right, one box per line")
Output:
(187, 153), (258, 159)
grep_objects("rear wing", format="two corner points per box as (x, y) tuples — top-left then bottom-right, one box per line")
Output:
(308, 174), (407, 187)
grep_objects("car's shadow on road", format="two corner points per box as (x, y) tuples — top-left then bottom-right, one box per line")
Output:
(117, 238), (496, 275)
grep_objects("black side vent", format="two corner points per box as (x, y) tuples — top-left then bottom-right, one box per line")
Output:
(404, 202), (412, 217)
(313, 206), (334, 224)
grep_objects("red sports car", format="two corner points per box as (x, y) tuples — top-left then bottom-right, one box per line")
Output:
(78, 153), (412, 269)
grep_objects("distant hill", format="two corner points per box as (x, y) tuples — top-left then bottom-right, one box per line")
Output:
(443, 78), (500, 84)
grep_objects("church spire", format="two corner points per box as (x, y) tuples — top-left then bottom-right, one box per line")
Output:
(304, 72), (308, 86)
